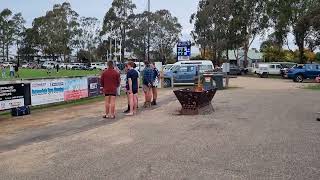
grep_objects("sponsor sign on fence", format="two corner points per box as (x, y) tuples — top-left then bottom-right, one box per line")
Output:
(64, 78), (88, 101)
(0, 83), (31, 110)
(31, 79), (65, 106)
(87, 77), (101, 97)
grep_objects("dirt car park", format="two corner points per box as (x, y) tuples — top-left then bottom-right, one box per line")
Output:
(0, 77), (319, 179)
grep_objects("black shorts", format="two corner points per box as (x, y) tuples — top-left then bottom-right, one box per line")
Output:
(126, 89), (138, 95)
(105, 94), (116, 97)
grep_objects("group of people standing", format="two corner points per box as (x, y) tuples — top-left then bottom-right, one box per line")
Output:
(0, 64), (19, 78)
(100, 61), (160, 119)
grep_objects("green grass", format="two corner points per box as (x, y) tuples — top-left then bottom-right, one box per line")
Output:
(0, 68), (102, 80)
(304, 84), (320, 90)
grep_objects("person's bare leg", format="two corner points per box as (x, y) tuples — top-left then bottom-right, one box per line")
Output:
(152, 87), (157, 104)
(148, 89), (152, 105)
(133, 94), (138, 114)
(126, 93), (134, 116)
(143, 86), (148, 107)
(110, 96), (116, 118)
(105, 96), (110, 117)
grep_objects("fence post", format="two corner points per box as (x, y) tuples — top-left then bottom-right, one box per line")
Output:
(171, 76), (174, 89)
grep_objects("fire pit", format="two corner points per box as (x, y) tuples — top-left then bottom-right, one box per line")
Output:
(173, 88), (217, 115)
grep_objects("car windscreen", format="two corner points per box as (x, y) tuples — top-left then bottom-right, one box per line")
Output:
(164, 65), (173, 70)
(170, 65), (179, 71)
(199, 65), (213, 71)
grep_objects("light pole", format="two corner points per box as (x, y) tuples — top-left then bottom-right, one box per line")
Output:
(147, 0), (150, 62)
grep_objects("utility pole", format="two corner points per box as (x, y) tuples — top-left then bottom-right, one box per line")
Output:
(147, 0), (150, 62)
(109, 38), (112, 61)
(114, 38), (117, 61)
(119, 38), (122, 63)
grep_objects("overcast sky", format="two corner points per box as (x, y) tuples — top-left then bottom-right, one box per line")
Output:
(1, 0), (296, 54)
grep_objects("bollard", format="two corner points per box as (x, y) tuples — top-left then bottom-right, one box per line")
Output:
(160, 70), (164, 88)
(171, 76), (174, 89)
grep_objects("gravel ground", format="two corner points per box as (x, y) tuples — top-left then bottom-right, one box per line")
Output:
(0, 77), (319, 180)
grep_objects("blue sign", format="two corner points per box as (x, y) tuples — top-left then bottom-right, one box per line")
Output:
(177, 41), (191, 61)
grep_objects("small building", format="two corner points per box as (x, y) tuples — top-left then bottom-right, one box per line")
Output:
(228, 49), (263, 67)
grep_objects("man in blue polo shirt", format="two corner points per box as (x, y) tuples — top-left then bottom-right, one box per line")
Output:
(142, 61), (154, 108)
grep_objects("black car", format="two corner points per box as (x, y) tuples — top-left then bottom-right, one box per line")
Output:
(229, 65), (248, 75)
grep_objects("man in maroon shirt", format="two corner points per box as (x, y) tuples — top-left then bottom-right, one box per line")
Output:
(101, 61), (120, 119)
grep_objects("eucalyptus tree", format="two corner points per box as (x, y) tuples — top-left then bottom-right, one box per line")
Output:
(32, 2), (79, 61)
(0, 9), (25, 61)
(102, 0), (136, 61)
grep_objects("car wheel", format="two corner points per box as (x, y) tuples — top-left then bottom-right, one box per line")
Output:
(261, 72), (268, 78)
(294, 75), (304, 83)
(163, 79), (171, 88)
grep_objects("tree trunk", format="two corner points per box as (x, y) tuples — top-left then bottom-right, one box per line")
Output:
(298, 43), (304, 64)
(226, 48), (229, 62)
(295, 31), (306, 64)
(243, 40), (249, 68)
(6, 44), (9, 61)
(2, 43), (5, 61)
(217, 51), (222, 67)
(16, 43), (20, 67)
(121, 28), (125, 63)
(212, 47), (216, 66)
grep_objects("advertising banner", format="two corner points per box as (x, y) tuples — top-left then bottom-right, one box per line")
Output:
(64, 78), (88, 101)
(0, 83), (29, 110)
(87, 77), (101, 97)
(31, 79), (64, 106)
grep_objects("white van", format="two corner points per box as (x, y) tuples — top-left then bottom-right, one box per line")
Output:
(134, 62), (145, 72)
(256, 63), (282, 77)
(169, 60), (214, 73)
(42, 61), (57, 69)
(90, 62), (106, 70)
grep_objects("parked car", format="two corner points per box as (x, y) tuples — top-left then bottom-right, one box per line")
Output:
(21, 63), (29, 68)
(163, 64), (199, 87)
(73, 63), (90, 70)
(280, 63), (298, 78)
(287, 64), (320, 82)
(228, 64), (248, 75)
(66, 63), (83, 70)
(89, 62), (106, 70)
(256, 65), (269, 78)
(59, 63), (69, 69)
(41, 61), (57, 69)
(22, 63), (38, 69)
(163, 64), (173, 72)
(2, 62), (15, 68)
(256, 63), (282, 78)
(168, 60), (214, 74)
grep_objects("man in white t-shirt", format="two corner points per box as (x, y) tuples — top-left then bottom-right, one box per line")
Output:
(9, 65), (14, 78)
